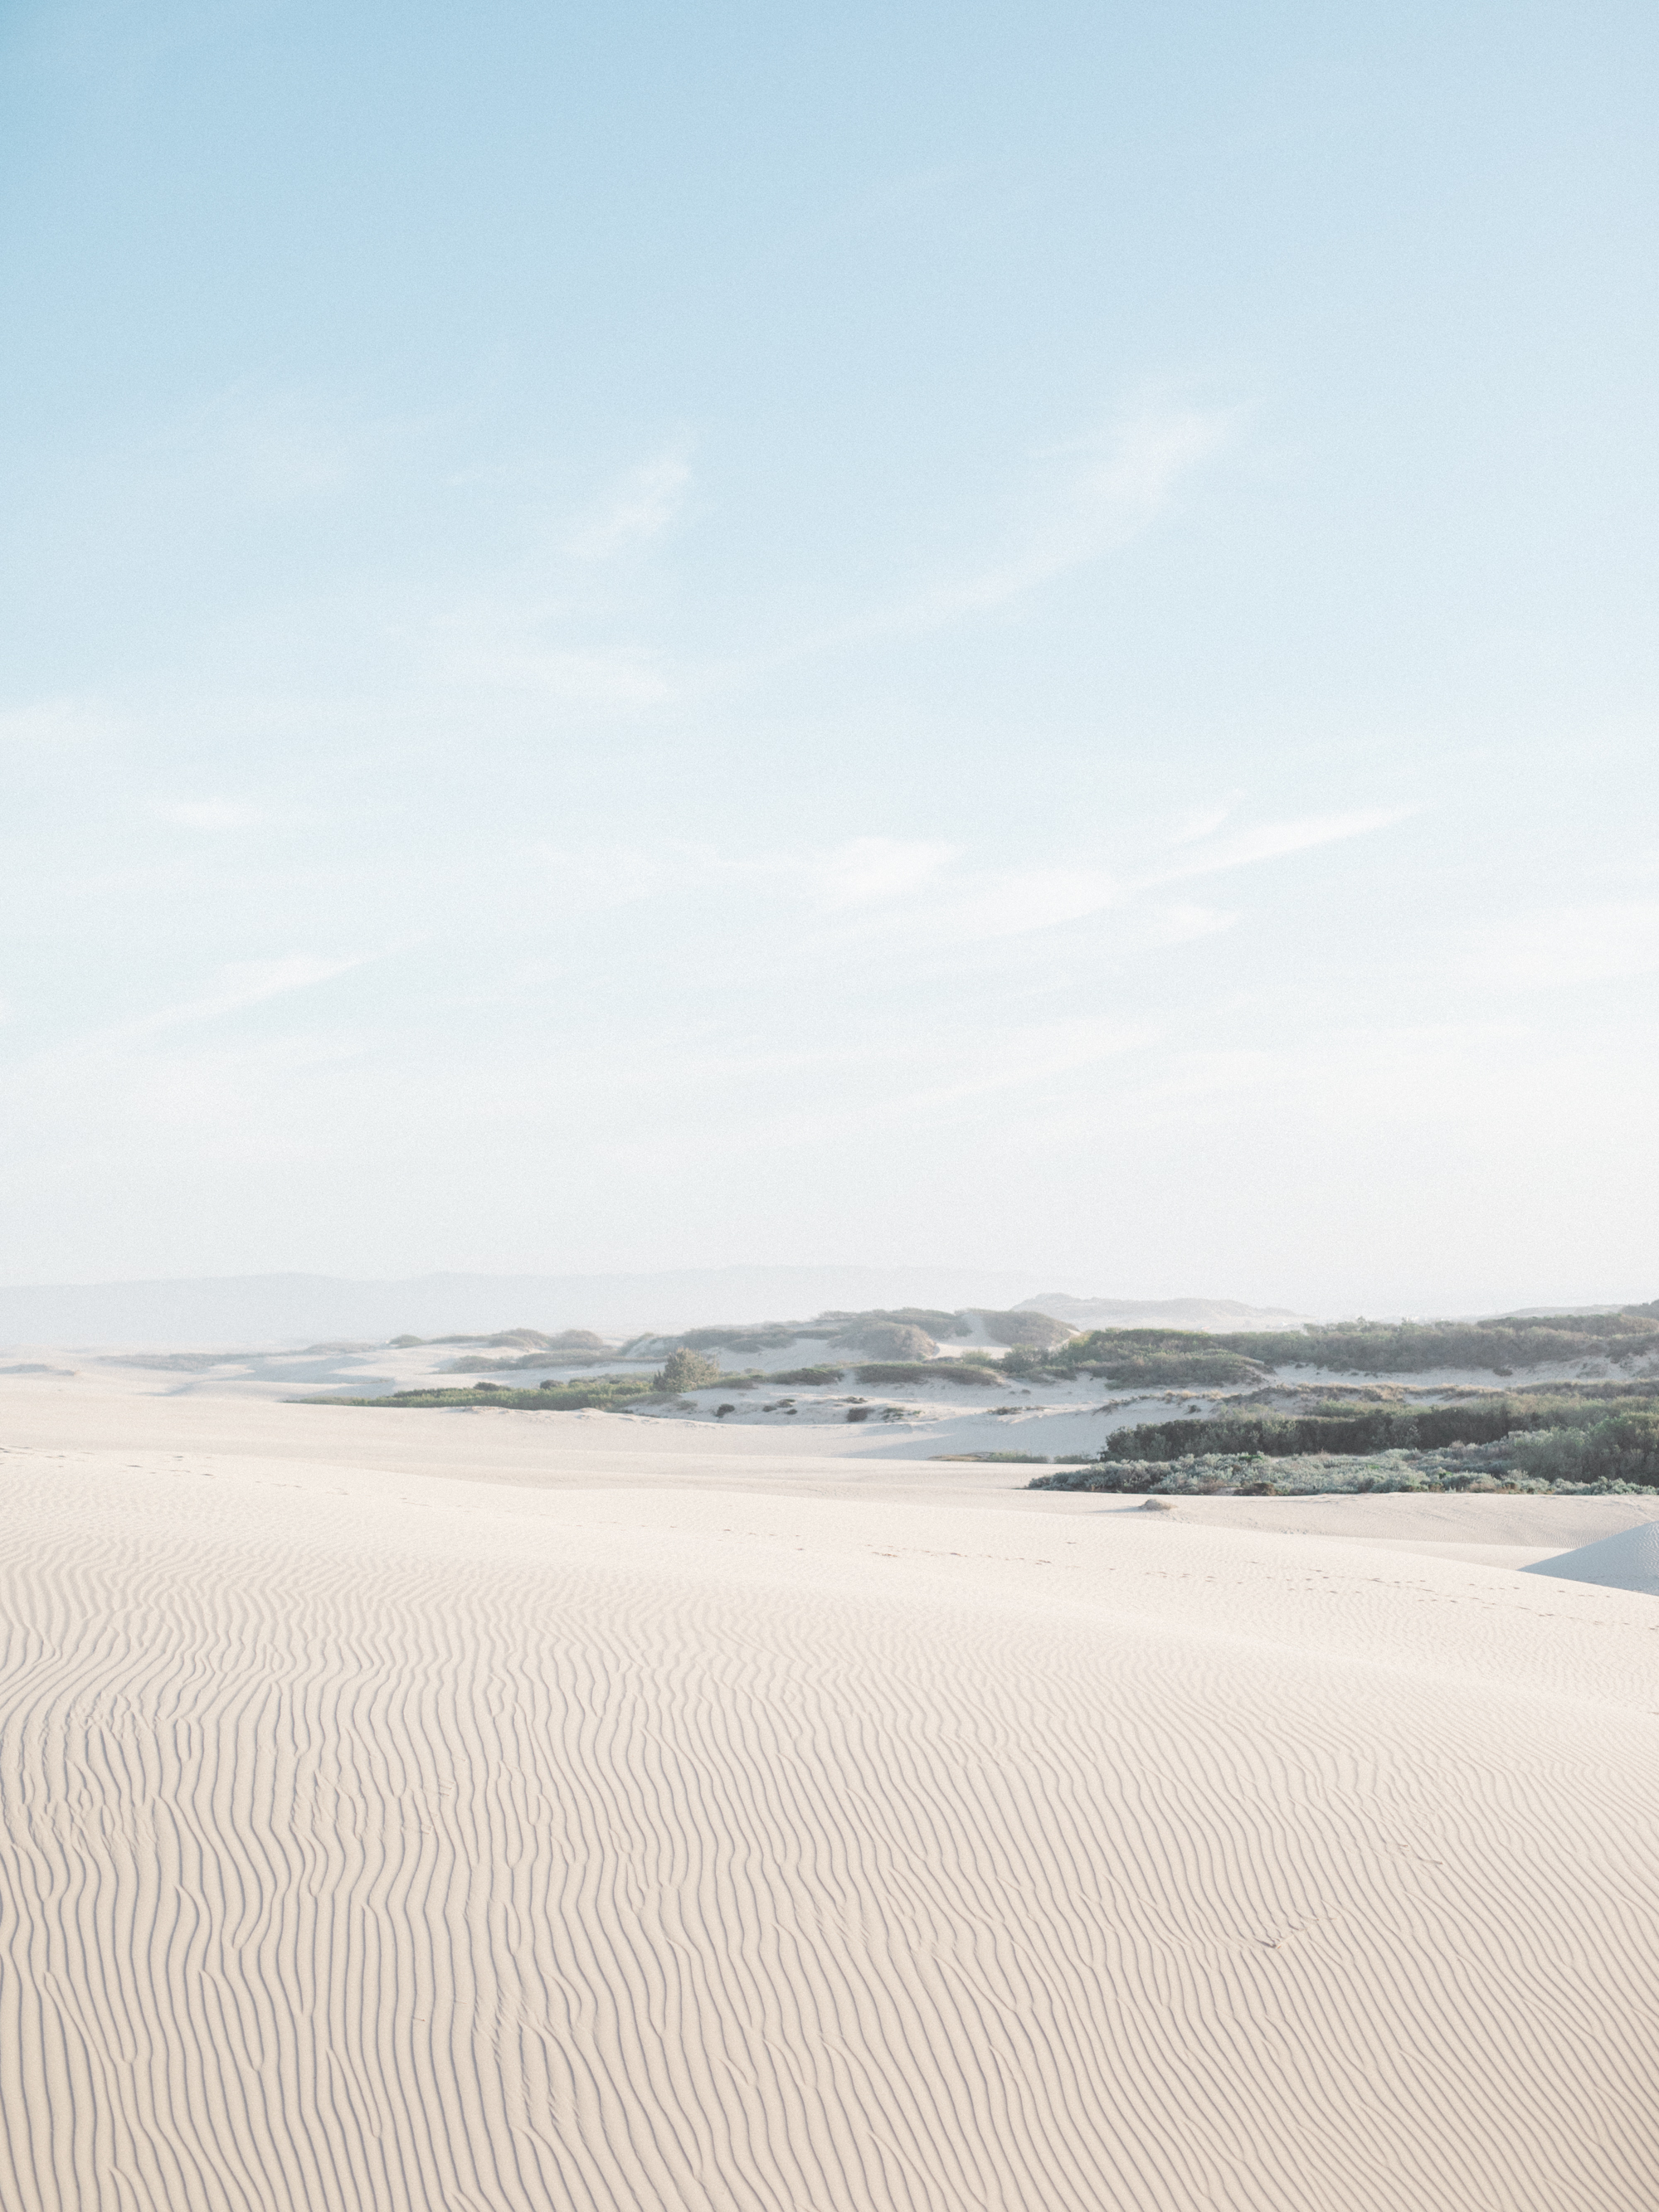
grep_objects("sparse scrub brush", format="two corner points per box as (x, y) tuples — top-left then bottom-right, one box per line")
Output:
(656, 1347), (722, 1393)
(1512, 1409), (1659, 1486)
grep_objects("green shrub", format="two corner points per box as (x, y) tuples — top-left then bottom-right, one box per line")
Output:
(1046, 1314), (1659, 1382)
(854, 1361), (1004, 1387)
(929, 1451), (1049, 1462)
(819, 1306), (969, 1336)
(656, 1346), (723, 1393)
(1512, 1410), (1659, 1485)
(972, 1309), (1076, 1349)
(673, 1325), (800, 1351)
(323, 1374), (655, 1411)
(1045, 1330), (1268, 1386)
(838, 1321), (938, 1359)
(1102, 1387), (1659, 1465)
(1097, 1351), (1264, 1387)
(1000, 1345), (1050, 1378)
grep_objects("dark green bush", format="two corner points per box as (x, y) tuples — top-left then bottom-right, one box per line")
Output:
(1000, 1345), (1051, 1378)
(1107, 1400), (1547, 1462)
(1513, 1409), (1659, 1485)
(656, 1347), (723, 1392)
(330, 1374), (654, 1411)
(1048, 1314), (1659, 1381)
(854, 1361), (1004, 1387)
(674, 1326), (799, 1351)
(972, 1309), (1076, 1349)
(818, 1306), (968, 1336)
(1096, 1351), (1263, 1387)
(838, 1321), (938, 1359)
(1045, 1330), (1268, 1386)
(1101, 1387), (1659, 1468)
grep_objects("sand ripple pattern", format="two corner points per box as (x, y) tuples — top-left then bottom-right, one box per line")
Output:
(0, 1466), (1656, 2210)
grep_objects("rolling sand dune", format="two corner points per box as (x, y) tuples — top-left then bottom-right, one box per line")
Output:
(1, 1383), (1657, 2209)
(1524, 1517), (1659, 1595)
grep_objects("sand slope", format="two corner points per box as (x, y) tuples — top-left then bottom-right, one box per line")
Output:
(1524, 1517), (1659, 1595)
(0, 1414), (1657, 2209)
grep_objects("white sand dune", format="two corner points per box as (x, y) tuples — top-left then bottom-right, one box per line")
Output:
(1523, 1517), (1659, 1596)
(1, 1383), (1657, 2209)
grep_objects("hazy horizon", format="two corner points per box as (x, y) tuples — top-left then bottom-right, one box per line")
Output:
(0, 1262), (1645, 1353)
(3, 4), (1656, 1315)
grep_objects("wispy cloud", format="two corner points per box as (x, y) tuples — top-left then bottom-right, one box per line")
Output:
(0, 955), (387, 1125)
(1462, 901), (1659, 989)
(567, 444), (693, 561)
(148, 797), (262, 831)
(802, 806), (1403, 945)
(808, 838), (956, 907)
(431, 443), (693, 702)
(160, 382), (358, 506)
(436, 611), (675, 706)
(889, 397), (1239, 632)
(0, 696), (124, 751)
(708, 1017), (1154, 1155)
(115, 955), (382, 1039)
(530, 806), (1396, 955)
(1136, 807), (1410, 888)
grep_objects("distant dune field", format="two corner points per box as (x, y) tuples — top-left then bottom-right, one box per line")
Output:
(0, 1383), (1655, 2210)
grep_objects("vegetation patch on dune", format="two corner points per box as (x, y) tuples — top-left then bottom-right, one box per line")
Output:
(932, 1451), (1102, 1464)
(1034, 1393), (1659, 1495)
(854, 1360), (1005, 1388)
(638, 1325), (804, 1354)
(931, 1451), (1050, 1463)
(1079, 1345), (1267, 1387)
(972, 1310), (1075, 1349)
(314, 1375), (659, 1412)
(311, 1359), (855, 1411)
(1031, 1450), (1659, 1498)
(1100, 1383), (1659, 1465)
(1038, 1310), (1659, 1385)
(655, 1347), (722, 1392)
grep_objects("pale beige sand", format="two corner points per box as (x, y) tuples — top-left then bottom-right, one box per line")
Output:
(2, 1381), (1657, 2210)
(1524, 1518), (1659, 1594)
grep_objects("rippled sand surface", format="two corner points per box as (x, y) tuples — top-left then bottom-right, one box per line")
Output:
(1, 1387), (1656, 2210)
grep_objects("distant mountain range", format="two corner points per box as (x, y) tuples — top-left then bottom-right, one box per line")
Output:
(0, 1270), (1317, 1349)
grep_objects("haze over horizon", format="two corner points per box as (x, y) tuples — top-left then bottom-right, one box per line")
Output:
(3, 3), (1657, 1315)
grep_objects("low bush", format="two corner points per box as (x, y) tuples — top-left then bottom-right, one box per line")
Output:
(854, 1361), (1005, 1387)
(1029, 1447), (1657, 1498)
(1045, 1314), (1659, 1382)
(325, 1375), (655, 1412)
(838, 1321), (938, 1359)
(971, 1309), (1076, 1349)
(1093, 1351), (1264, 1387)
(1102, 1385), (1659, 1464)
(1000, 1345), (1053, 1378)
(930, 1451), (1049, 1462)
(655, 1347), (723, 1392)
(1510, 1408), (1659, 1485)
(819, 1306), (971, 1337)
(671, 1325), (802, 1352)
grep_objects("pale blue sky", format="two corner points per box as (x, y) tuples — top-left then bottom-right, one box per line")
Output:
(2, 2), (1656, 1313)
